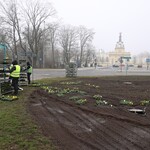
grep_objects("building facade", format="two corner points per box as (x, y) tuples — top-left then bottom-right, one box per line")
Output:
(109, 33), (131, 65)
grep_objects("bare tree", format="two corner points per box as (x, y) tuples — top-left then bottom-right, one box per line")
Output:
(78, 26), (95, 67)
(22, 0), (56, 67)
(0, 0), (22, 59)
(46, 22), (60, 68)
(0, 0), (95, 68)
(59, 25), (78, 65)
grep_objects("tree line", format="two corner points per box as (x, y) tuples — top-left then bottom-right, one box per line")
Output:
(0, 0), (96, 68)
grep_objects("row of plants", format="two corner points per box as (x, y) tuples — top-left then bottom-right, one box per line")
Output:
(39, 83), (150, 107)
(59, 81), (100, 88)
(120, 99), (150, 106)
(60, 81), (82, 85)
(0, 95), (18, 101)
(85, 83), (100, 88)
(41, 86), (86, 97)
(40, 85), (109, 106)
(41, 85), (88, 105)
(69, 96), (87, 105)
(28, 81), (149, 107)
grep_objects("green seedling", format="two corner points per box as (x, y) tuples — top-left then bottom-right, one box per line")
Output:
(48, 89), (55, 94)
(0, 95), (18, 101)
(69, 96), (80, 101)
(140, 100), (150, 106)
(93, 94), (102, 100)
(60, 81), (81, 85)
(78, 91), (86, 95)
(95, 100), (108, 105)
(75, 99), (87, 105)
(57, 93), (64, 97)
(120, 99), (133, 105)
(85, 83), (99, 88)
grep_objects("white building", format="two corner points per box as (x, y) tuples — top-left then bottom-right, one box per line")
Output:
(109, 33), (131, 65)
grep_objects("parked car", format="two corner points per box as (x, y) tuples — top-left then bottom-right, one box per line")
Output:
(128, 64), (134, 67)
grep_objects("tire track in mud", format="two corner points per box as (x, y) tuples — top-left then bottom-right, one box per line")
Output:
(30, 97), (93, 150)
(28, 90), (150, 150)
(74, 112), (138, 150)
(39, 95), (148, 150)
(110, 120), (150, 148)
(63, 108), (143, 150)
(39, 97), (103, 150)
(49, 103), (127, 150)
(43, 99), (111, 150)
(102, 120), (146, 150)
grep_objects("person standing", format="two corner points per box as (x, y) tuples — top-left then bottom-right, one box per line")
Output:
(26, 62), (32, 84)
(94, 59), (97, 69)
(9, 60), (21, 96)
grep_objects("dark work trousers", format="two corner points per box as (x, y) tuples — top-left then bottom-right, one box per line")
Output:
(12, 77), (19, 95)
(27, 73), (31, 84)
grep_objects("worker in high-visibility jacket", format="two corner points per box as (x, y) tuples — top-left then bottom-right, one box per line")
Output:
(9, 60), (21, 96)
(26, 62), (32, 84)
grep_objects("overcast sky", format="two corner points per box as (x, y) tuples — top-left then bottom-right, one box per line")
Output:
(50, 0), (150, 55)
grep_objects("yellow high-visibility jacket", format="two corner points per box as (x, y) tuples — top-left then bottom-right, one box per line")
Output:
(11, 65), (21, 78)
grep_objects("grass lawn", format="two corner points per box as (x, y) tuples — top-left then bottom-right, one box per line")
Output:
(0, 78), (60, 150)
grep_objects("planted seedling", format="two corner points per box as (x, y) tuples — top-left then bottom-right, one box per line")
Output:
(78, 91), (86, 95)
(93, 94), (102, 100)
(0, 95), (18, 101)
(93, 95), (108, 106)
(57, 93), (64, 97)
(60, 81), (81, 85)
(85, 83), (99, 88)
(120, 99), (133, 105)
(75, 99), (87, 105)
(48, 89), (55, 94)
(140, 100), (150, 106)
(69, 96), (80, 101)
(95, 99), (108, 106)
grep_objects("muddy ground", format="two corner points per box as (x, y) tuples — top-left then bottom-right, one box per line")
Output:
(27, 76), (150, 150)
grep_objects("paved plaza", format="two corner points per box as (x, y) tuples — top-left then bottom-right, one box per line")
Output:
(32, 67), (150, 80)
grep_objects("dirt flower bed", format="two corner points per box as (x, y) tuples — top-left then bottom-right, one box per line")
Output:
(28, 76), (150, 150)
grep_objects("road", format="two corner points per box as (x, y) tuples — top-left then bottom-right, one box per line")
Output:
(32, 67), (150, 80)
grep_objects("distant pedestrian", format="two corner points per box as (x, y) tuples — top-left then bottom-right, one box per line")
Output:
(94, 62), (97, 69)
